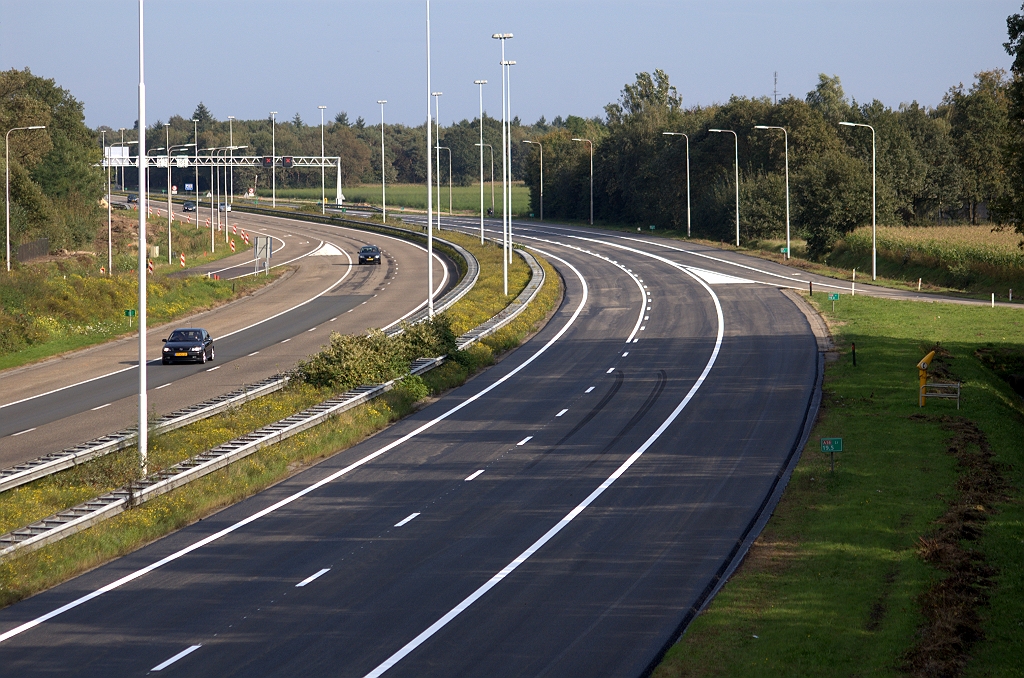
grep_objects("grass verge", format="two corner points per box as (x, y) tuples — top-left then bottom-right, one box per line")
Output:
(0, 214), (274, 371)
(653, 294), (1024, 677)
(0, 236), (560, 610)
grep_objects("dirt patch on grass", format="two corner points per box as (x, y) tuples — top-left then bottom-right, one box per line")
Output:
(902, 414), (1010, 677)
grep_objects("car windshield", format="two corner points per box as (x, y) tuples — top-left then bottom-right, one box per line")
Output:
(168, 330), (202, 342)
(360, 247), (378, 254)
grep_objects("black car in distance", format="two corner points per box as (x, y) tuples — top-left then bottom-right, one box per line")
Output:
(182, 201), (197, 212)
(162, 328), (215, 365)
(358, 245), (382, 265)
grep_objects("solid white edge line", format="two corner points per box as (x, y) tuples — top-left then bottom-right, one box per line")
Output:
(11, 428), (35, 436)
(90, 403), (110, 411)
(464, 470), (485, 482)
(395, 512), (421, 528)
(296, 568), (331, 587)
(155, 383), (171, 390)
(0, 250), (589, 646)
(362, 242), (725, 678)
(152, 644), (202, 671)
(206, 366), (220, 372)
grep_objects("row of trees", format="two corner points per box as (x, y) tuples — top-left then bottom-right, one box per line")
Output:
(519, 67), (1017, 255)
(1, 68), (103, 252)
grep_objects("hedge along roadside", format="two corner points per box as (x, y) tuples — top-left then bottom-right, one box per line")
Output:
(0, 247), (543, 562)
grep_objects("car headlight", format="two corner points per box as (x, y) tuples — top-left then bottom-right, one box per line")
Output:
(190, 346), (202, 351)
(163, 347), (170, 352)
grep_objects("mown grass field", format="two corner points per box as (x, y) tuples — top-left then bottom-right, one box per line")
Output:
(259, 183), (534, 216)
(0, 220), (561, 609)
(655, 294), (1024, 677)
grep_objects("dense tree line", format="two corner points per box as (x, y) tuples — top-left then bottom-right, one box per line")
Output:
(520, 66), (1018, 255)
(1, 68), (103, 252)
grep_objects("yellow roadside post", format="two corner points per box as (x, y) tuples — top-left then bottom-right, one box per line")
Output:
(917, 350), (935, 407)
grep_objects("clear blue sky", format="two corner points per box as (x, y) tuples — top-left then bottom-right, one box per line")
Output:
(0, 0), (1016, 130)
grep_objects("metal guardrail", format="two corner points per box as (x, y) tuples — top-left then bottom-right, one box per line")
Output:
(0, 217), (477, 496)
(0, 247), (545, 559)
(0, 376), (288, 494)
(922, 381), (961, 409)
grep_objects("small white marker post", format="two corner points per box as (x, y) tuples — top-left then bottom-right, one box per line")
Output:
(992, 293), (995, 308)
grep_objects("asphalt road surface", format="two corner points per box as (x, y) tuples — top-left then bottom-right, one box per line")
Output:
(0, 219), (822, 676)
(0, 207), (451, 468)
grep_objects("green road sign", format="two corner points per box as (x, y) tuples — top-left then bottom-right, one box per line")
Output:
(124, 309), (136, 317)
(820, 437), (843, 453)
(828, 293), (840, 301)
(780, 247), (788, 254)
(649, 225), (656, 230)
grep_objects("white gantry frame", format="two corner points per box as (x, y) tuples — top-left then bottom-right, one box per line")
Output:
(104, 155), (346, 206)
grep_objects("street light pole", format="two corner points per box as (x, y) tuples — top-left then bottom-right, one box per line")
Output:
(571, 138), (593, 225)
(662, 132), (691, 237)
(438, 146), (452, 214)
(164, 124), (172, 264)
(503, 59), (516, 262)
(102, 129), (111, 274)
(119, 128), (126, 190)
(431, 92), (442, 231)
(377, 100), (387, 222)
(477, 143), (494, 215)
(227, 116), (234, 207)
(5, 125), (46, 272)
(493, 32), (512, 294)
(270, 111), (277, 208)
(753, 125), (790, 259)
(474, 81), (486, 243)
(318, 106), (327, 215)
(191, 119), (199, 216)
(709, 128), (740, 246)
(425, 0), (434, 318)
(137, 0), (148, 476)
(839, 121), (877, 279)
(522, 140), (542, 220)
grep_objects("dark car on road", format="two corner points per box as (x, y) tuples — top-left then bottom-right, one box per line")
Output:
(182, 201), (197, 212)
(127, 194), (138, 204)
(161, 328), (215, 365)
(358, 245), (382, 265)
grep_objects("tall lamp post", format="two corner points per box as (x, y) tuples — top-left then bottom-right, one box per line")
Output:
(753, 125), (790, 259)
(502, 59), (516, 261)
(118, 127), (126, 189)
(191, 119), (199, 211)
(5, 125), (46, 272)
(377, 100), (387, 221)
(431, 92), (442, 231)
(227, 116), (234, 206)
(101, 129), (112, 274)
(522, 139), (543, 220)
(270, 111), (277, 208)
(493, 32), (512, 294)
(165, 135), (196, 264)
(475, 143), (494, 217)
(571, 137), (593, 225)
(136, 0), (148, 475)
(709, 128), (740, 246)
(437, 146), (452, 213)
(662, 132), (691, 237)
(425, 0), (434, 317)
(318, 105), (327, 214)
(839, 121), (877, 279)
(474, 80), (486, 242)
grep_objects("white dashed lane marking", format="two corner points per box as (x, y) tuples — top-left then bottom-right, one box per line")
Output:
(395, 513), (420, 528)
(90, 403), (110, 411)
(585, 386), (595, 393)
(517, 436), (533, 446)
(296, 568), (330, 587)
(556, 409), (568, 417)
(464, 470), (485, 482)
